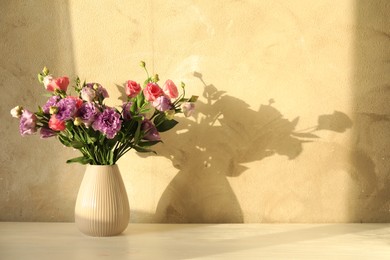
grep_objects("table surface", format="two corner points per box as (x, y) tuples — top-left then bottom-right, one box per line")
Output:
(1, 223), (390, 259)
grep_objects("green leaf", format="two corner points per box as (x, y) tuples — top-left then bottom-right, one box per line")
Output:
(66, 156), (90, 164)
(188, 95), (199, 103)
(153, 113), (165, 126)
(136, 92), (145, 108)
(130, 101), (137, 113)
(38, 74), (44, 83)
(66, 121), (74, 132)
(58, 135), (70, 147)
(156, 119), (179, 132)
(38, 106), (44, 114)
(134, 121), (142, 144)
(70, 141), (85, 149)
(87, 136), (96, 144)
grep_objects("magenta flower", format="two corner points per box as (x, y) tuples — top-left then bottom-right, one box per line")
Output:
(78, 102), (98, 127)
(152, 96), (172, 112)
(92, 107), (122, 139)
(19, 110), (37, 136)
(43, 96), (60, 114)
(56, 97), (78, 121)
(141, 119), (160, 141)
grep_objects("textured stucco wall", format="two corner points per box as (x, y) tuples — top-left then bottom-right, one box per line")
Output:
(1, 0), (389, 223)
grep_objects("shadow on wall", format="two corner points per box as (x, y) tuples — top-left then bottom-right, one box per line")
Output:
(144, 72), (352, 223)
(351, 1), (390, 222)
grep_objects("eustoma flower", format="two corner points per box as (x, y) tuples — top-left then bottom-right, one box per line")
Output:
(10, 106), (23, 118)
(181, 102), (195, 117)
(125, 80), (141, 98)
(78, 102), (98, 127)
(19, 110), (37, 136)
(85, 83), (109, 100)
(141, 119), (160, 141)
(43, 96), (60, 114)
(48, 115), (66, 131)
(152, 96), (172, 112)
(122, 102), (132, 121)
(162, 80), (178, 99)
(12, 64), (195, 165)
(143, 83), (163, 101)
(56, 97), (78, 121)
(92, 108), (122, 139)
(81, 87), (96, 102)
(45, 76), (70, 92)
(40, 127), (56, 138)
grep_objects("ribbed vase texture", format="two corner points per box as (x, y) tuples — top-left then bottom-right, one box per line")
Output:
(75, 165), (130, 237)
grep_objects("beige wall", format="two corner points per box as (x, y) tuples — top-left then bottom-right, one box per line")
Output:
(1, 0), (389, 223)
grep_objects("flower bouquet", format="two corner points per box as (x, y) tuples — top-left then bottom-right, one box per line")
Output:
(11, 62), (197, 165)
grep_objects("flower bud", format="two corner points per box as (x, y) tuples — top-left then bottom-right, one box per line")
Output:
(42, 66), (49, 76)
(180, 82), (185, 88)
(165, 110), (175, 120)
(10, 105), (23, 118)
(49, 106), (58, 114)
(140, 61), (146, 68)
(74, 117), (83, 126)
(93, 83), (99, 90)
(152, 74), (159, 83)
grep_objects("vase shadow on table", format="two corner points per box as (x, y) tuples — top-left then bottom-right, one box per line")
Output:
(129, 72), (353, 223)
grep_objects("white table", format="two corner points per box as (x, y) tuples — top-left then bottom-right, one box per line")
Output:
(1, 223), (390, 259)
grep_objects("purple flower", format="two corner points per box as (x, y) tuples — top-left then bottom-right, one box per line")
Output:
(122, 102), (132, 121)
(78, 102), (98, 127)
(152, 96), (172, 112)
(80, 86), (96, 102)
(86, 83), (109, 100)
(141, 119), (160, 141)
(19, 110), (37, 136)
(40, 127), (56, 138)
(181, 102), (195, 117)
(43, 96), (60, 114)
(92, 107), (122, 139)
(56, 97), (77, 121)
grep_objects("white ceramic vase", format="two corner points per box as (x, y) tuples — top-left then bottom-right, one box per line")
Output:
(75, 164), (130, 237)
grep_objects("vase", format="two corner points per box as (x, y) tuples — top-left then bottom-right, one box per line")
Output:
(75, 164), (130, 236)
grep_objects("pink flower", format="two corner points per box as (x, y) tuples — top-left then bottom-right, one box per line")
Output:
(45, 76), (70, 92)
(125, 80), (141, 98)
(143, 83), (163, 102)
(163, 80), (178, 99)
(48, 114), (66, 131)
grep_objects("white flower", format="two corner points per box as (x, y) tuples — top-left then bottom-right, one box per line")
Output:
(81, 87), (96, 102)
(43, 75), (53, 90)
(10, 105), (23, 118)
